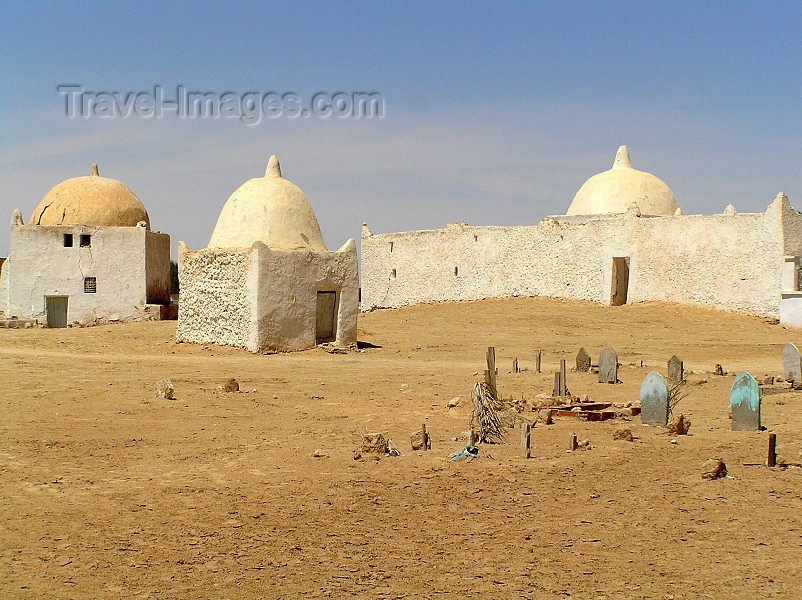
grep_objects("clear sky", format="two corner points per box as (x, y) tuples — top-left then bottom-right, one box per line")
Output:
(1, 1), (800, 256)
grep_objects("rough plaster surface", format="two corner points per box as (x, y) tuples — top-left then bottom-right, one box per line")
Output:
(0, 220), (169, 324)
(177, 244), (255, 349)
(362, 194), (799, 321)
(177, 239), (358, 352)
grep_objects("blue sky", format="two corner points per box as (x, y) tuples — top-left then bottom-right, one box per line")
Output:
(1, 1), (800, 255)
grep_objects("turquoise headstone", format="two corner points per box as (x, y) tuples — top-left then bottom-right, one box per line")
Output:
(640, 371), (669, 426)
(730, 371), (761, 431)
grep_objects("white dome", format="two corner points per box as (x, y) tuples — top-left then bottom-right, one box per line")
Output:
(207, 156), (327, 250)
(567, 146), (680, 216)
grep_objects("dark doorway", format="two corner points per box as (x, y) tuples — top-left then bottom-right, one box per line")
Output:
(45, 296), (68, 328)
(315, 291), (337, 343)
(611, 257), (630, 306)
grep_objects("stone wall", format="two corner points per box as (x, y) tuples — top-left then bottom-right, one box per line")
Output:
(176, 243), (255, 349)
(361, 194), (795, 320)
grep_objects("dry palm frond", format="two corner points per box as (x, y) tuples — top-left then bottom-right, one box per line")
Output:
(471, 382), (504, 443)
(668, 380), (689, 418)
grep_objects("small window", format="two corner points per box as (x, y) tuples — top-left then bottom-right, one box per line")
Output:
(389, 241), (394, 252)
(84, 277), (97, 293)
(63, 234), (73, 247)
(454, 266), (459, 276)
(80, 234), (91, 248)
(391, 269), (397, 279)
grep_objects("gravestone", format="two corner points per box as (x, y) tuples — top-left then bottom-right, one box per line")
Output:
(731, 372), (761, 431)
(782, 343), (801, 381)
(668, 355), (684, 383)
(599, 346), (618, 384)
(576, 347), (591, 372)
(640, 371), (669, 426)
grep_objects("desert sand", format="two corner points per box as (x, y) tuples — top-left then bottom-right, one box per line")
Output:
(1, 296), (801, 599)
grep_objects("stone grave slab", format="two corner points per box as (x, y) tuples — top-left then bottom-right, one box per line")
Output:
(731, 372), (761, 432)
(599, 346), (618, 384)
(576, 347), (591, 372)
(782, 343), (801, 381)
(668, 355), (684, 384)
(640, 371), (669, 427)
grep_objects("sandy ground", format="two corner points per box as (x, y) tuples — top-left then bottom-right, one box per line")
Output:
(1, 296), (801, 599)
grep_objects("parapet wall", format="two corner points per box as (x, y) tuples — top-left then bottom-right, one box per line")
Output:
(362, 196), (792, 319)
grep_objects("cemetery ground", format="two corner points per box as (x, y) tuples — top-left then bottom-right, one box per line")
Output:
(1, 296), (801, 599)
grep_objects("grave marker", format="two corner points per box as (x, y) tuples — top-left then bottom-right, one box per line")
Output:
(668, 355), (684, 383)
(782, 343), (801, 381)
(640, 371), (669, 427)
(731, 371), (761, 431)
(520, 422), (532, 458)
(599, 346), (618, 384)
(576, 347), (591, 372)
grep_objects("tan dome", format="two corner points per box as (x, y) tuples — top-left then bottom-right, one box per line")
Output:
(31, 164), (150, 228)
(207, 155), (327, 251)
(566, 146), (680, 216)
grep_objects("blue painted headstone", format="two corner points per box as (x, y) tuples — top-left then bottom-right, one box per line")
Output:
(640, 371), (670, 426)
(730, 371), (761, 431)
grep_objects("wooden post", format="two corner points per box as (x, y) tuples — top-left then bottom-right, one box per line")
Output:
(486, 346), (497, 393)
(553, 371), (561, 397)
(560, 359), (569, 396)
(422, 424), (431, 451)
(513, 358), (519, 373)
(520, 422), (531, 458)
(767, 433), (777, 467)
(536, 350), (542, 373)
(569, 432), (578, 451)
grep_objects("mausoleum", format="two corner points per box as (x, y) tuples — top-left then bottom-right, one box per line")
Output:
(177, 155), (358, 352)
(0, 165), (171, 327)
(361, 146), (802, 328)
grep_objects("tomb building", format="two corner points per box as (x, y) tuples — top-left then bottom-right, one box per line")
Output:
(177, 155), (358, 352)
(361, 146), (802, 328)
(0, 164), (171, 327)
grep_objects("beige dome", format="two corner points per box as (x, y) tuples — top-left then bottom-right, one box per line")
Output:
(31, 164), (150, 228)
(566, 146), (680, 216)
(207, 155), (327, 251)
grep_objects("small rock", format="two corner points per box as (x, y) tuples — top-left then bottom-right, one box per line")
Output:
(353, 451), (362, 460)
(499, 407), (522, 428)
(224, 378), (239, 393)
(701, 458), (727, 480)
(448, 397), (460, 408)
(410, 430), (426, 450)
(668, 413), (691, 435)
(613, 427), (634, 442)
(537, 409), (553, 425)
(155, 379), (175, 400)
(361, 432), (389, 454)
(312, 449), (328, 458)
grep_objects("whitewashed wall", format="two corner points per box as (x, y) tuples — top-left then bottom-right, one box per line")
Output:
(1, 218), (170, 324)
(177, 240), (358, 352)
(362, 194), (796, 320)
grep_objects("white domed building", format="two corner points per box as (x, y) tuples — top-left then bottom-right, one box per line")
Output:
(0, 165), (171, 327)
(177, 156), (358, 352)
